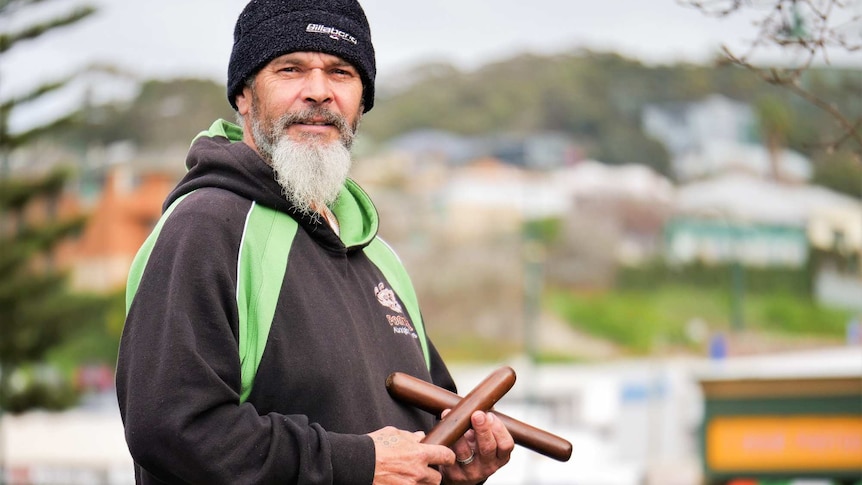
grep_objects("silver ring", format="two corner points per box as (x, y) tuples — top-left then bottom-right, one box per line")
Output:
(456, 449), (475, 466)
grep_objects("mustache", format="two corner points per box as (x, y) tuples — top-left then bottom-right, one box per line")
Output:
(275, 107), (352, 137)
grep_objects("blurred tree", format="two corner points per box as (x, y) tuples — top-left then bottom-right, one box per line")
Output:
(680, 0), (862, 163)
(93, 78), (236, 148)
(755, 94), (797, 180)
(0, 0), (97, 176)
(0, 169), (110, 413)
(0, 0), (110, 414)
(811, 148), (862, 197)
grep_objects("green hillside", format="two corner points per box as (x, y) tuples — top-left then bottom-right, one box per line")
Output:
(49, 49), (862, 191)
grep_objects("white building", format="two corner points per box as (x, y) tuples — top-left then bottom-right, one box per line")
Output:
(642, 94), (756, 156)
(642, 94), (813, 182)
(666, 173), (862, 269)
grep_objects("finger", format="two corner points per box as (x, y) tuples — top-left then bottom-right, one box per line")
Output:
(487, 413), (516, 459)
(422, 467), (444, 485)
(451, 435), (474, 464)
(462, 428), (476, 449)
(471, 411), (498, 459)
(423, 443), (456, 467)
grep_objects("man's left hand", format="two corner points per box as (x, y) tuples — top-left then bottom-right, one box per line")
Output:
(440, 410), (515, 485)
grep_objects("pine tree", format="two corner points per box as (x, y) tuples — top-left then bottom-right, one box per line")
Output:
(0, 169), (109, 412)
(1, 1), (97, 169)
(0, 0), (107, 414)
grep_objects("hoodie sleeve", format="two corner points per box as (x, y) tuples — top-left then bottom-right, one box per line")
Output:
(115, 189), (374, 485)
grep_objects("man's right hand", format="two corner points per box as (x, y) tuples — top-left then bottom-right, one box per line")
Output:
(368, 426), (456, 484)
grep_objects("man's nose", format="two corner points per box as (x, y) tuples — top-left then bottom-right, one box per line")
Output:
(301, 69), (333, 106)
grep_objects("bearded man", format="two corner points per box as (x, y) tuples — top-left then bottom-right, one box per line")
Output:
(115, 1), (513, 484)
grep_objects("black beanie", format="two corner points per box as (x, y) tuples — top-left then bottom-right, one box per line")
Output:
(227, 0), (376, 112)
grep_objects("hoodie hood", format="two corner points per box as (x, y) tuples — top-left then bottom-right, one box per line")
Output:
(166, 119), (379, 251)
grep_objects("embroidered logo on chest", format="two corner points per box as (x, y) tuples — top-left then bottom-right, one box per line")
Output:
(374, 282), (417, 339)
(374, 282), (402, 314)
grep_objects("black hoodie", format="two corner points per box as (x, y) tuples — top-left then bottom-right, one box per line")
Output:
(116, 120), (455, 484)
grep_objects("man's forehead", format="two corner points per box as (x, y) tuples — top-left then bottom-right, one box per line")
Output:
(271, 51), (355, 67)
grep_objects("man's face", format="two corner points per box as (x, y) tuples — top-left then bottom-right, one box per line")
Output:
(233, 51), (363, 217)
(236, 51), (364, 152)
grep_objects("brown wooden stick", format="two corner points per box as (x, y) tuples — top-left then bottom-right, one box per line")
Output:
(386, 370), (573, 462)
(419, 366), (516, 447)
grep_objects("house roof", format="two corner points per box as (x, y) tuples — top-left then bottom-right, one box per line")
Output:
(554, 160), (675, 202)
(674, 141), (813, 181)
(675, 173), (862, 226)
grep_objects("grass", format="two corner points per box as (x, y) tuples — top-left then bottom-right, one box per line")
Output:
(432, 334), (523, 363)
(546, 285), (854, 355)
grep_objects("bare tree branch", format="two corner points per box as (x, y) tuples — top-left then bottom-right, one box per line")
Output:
(680, 0), (862, 160)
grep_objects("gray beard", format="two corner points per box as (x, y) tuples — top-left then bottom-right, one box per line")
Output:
(250, 109), (355, 218)
(270, 136), (352, 218)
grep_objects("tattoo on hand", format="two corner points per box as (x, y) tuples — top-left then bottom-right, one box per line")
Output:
(376, 435), (400, 447)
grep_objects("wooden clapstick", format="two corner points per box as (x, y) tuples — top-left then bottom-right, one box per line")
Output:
(386, 370), (573, 462)
(418, 366), (516, 447)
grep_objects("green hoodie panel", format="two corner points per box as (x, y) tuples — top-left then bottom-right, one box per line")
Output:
(125, 193), (192, 312)
(237, 202), (297, 402)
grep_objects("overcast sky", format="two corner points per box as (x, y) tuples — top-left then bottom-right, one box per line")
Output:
(2, 0), (860, 130)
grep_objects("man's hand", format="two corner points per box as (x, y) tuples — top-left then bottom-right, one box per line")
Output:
(368, 426), (455, 484)
(440, 411), (515, 485)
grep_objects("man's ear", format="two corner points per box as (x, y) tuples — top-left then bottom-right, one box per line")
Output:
(235, 87), (251, 117)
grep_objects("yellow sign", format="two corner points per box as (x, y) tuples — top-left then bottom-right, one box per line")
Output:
(707, 416), (862, 471)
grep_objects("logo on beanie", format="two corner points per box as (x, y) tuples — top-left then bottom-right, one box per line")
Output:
(306, 24), (358, 44)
